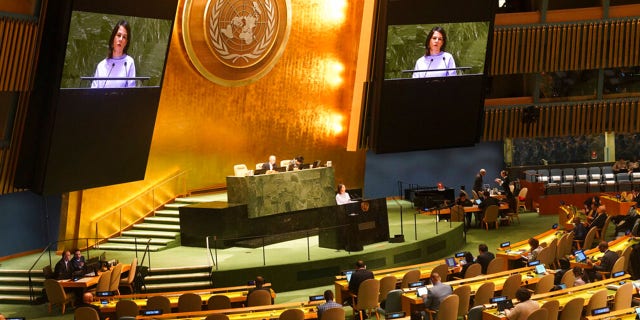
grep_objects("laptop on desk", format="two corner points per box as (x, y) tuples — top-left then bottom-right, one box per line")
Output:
(253, 168), (267, 175)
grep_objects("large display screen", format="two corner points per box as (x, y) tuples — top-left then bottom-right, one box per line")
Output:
(366, 0), (496, 153)
(61, 11), (173, 88)
(385, 22), (490, 79)
(15, 0), (178, 194)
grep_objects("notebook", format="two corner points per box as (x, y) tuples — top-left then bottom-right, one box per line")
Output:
(535, 264), (546, 274)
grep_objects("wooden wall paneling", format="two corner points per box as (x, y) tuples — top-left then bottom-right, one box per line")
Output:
(498, 29), (506, 74)
(633, 20), (640, 65)
(491, 30), (498, 75)
(586, 23), (594, 69)
(514, 28), (520, 73)
(519, 27), (526, 73)
(580, 24), (587, 70)
(570, 24), (577, 70)
(534, 27), (541, 73)
(613, 101), (620, 132)
(508, 29), (515, 73)
(554, 25), (561, 70)
(560, 25), (568, 70)
(0, 18), (11, 90)
(636, 101), (640, 133)
(527, 27), (534, 73)
(623, 20), (630, 66)
(614, 21), (621, 67)
(602, 102), (609, 132)
(623, 101), (631, 133)
(595, 23), (603, 69)
(603, 23), (611, 67)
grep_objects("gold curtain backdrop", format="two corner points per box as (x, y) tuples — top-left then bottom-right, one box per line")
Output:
(64, 0), (367, 243)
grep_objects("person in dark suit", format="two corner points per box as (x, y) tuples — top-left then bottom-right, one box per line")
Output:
(261, 155), (279, 172)
(588, 205), (607, 231)
(552, 258), (571, 289)
(629, 243), (640, 280)
(71, 248), (86, 273)
(477, 191), (500, 225)
(348, 260), (374, 295)
(54, 250), (73, 279)
(588, 241), (619, 281)
(287, 156), (304, 171)
(475, 244), (495, 274)
(494, 170), (513, 198)
(473, 169), (486, 194)
(421, 272), (453, 320)
(452, 251), (475, 279)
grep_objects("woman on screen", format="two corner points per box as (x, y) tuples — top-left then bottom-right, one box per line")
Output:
(412, 26), (457, 78)
(91, 20), (137, 88)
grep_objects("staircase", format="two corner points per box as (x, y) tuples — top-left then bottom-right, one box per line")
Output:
(98, 200), (198, 252)
(0, 269), (44, 304)
(143, 265), (213, 293)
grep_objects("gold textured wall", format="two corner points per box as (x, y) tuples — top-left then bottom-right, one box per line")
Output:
(65, 0), (368, 242)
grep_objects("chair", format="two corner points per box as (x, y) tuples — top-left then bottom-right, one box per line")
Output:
(471, 190), (480, 200)
(486, 257), (506, 274)
(535, 274), (554, 294)
(472, 282), (495, 307)
(426, 294), (458, 320)
(453, 285), (471, 319)
(429, 264), (449, 283)
(468, 305), (485, 320)
(540, 299), (559, 320)
(115, 299), (139, 319)
(321, 307), (345, 320)
(146, 295), (172, 314)
(558, 297), (584, 320)
(351, 278), (380, 320)
(109, 263), (123, 296)
(233, 164), (248, 176)
(561, 169), (575, 194)
(621, 246), (632, 274)
(526, 308), (548, 320)
(482, 205), (500, 230)
(119, 257), (137, 294)
(537, 169), (550, 183)
(205, 315), (230, 320)
(617, 172), (632, 191)
(43, 278), (74, 314)
(464, 263), (482, 279)
(597, 256), (625, 279)
(547, 170), (562, 194)
(95, 269), (111, 294)
(597, 216), (612, 241)
(588, 167), (602, 192)
(208, 294), (232, 310)
(75, 306), (100, 320)
(500, 274), (522, 300)
(559, 269), (574, 288)
(451, 205), (465, 223)
(401, 269), (421, 288)
(584, 289), (608, 316)
(612, 282), (633, 310)
(247, 289), (272, 306)
(574, 226), (597, 250)
(278, 308), (305, 320)
(602, 169), (617, 192)
(537, 244), (555, 269)
(379, 275), (397, 303)
(178, 292), (203, 312)
(383, 289), (403, 314)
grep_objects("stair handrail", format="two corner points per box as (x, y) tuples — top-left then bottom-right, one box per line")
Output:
(92, 170), (188, 245)
(26, 237), (103, 302)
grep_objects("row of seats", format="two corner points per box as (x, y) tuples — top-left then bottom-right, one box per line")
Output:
(524, 167), (640, 194)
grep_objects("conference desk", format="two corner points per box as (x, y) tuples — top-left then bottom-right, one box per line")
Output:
(600, 196), (636, 215)
(135, 302), (318, 320)
(226, 167), (336, 218)
(586, 307), (639, 320)
(92, 284), (269, 313)
(58, 264), (131, 289)
(333, 262), (461, 304)
(401, 266), (545, 314)
(419, 203), (509, 216)
(569, 235), (639, 268)
(482, 275), (630, 320)
(496, 228), (562, 270)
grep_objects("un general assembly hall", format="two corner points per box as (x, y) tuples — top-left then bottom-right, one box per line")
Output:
(1, 0), (640, 319)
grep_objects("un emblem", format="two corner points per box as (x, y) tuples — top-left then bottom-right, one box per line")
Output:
(181, 0), (291, 86)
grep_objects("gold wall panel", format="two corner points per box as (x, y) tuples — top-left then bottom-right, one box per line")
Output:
(65, 0), (367, 241)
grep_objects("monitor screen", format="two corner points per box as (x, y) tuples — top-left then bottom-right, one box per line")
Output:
(96, 291), (114, 297)
(558, 283), (567, 289)
(386, 312), (406, 319)
(635, 307), (640, 319)
(490, 296), (507, 303)
(475, 199), (482, 205)
(552, 223), (559, 229)
(613, 271), (625, 278)
(344, 270), (354, 283)
(527, 260), (540, 267)
(445, 257), (457, 267)
(574, 250), (587, 263)
(455, 252), (466, 258)
(61, 11), (173, 89)
(366, 0), (496, 153)
(142, 310), (163, 316)
(408, 281), (424, 288)
(500, 241), (511, 248)
(416, 287), (429, 297)
(308, 295), (324, 302)
(591, 307), (610, 316)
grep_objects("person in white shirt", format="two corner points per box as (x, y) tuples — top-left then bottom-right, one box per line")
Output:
(335, 184), (353, 205)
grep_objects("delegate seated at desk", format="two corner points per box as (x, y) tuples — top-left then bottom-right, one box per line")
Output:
(262, 155), (280, 172)
(504, 288), (540, 320)
(54, 250), (73, 280)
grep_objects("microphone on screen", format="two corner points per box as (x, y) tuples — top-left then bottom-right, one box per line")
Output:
(103, 63), (115, 88)
(124, 61), (128, 87)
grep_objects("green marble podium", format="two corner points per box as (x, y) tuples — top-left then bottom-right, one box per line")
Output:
(226, 167), (336, 218)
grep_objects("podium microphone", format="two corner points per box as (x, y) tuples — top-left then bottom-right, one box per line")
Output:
(103, 62), (115, 88)
(124, 61), (128, 87)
